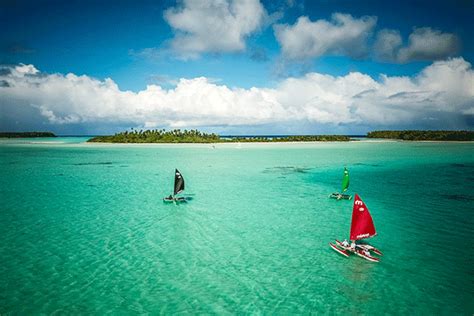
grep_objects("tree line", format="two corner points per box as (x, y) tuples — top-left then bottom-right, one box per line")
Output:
(367, 130), (473, 141)
(0, 132), (56, 138)
(87, 129), (350, 143)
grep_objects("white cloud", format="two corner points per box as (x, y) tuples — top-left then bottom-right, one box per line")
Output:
(1, 58), (473, 132)
(273, 13), (377, 60)
(164, 0), (267, 59)
(375, 27), (460, 63)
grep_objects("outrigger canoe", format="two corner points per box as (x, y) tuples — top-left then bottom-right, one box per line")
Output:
(335, 240), (383, 256)
(333, 241), (380, 262)
(330, 194), (382, 263)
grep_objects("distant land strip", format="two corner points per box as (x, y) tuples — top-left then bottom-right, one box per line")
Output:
(1, 130), (472, 142)
(87, 129), (350, 143)
(367, 130), (473, 141)
(0, 132), (56, 138)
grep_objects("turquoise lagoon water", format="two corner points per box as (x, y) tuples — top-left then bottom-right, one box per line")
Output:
(0, 138), (473, 314)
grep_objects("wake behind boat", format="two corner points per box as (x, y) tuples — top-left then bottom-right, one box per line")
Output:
(329, 194), (381, 262)
(329, 167), (352, 200)
(163, 169), (187, 203)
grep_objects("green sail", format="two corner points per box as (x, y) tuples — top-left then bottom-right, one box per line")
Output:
(341, 168), (350, 192)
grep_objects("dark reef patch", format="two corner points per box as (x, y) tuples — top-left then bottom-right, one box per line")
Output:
(263, 166), (312, 174)
(72, 162), (114, 166)
(353, 163), (381, 167)
(441, 194), (474, 201)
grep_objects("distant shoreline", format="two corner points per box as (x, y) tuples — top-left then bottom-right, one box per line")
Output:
(83, 139), (473, 146)
(0, 132), (56, 138)
(88, 129), (473, 143)
(1, 130), (472, 142)
(87, 130), (351, 143)
(367, 130), (473, 141)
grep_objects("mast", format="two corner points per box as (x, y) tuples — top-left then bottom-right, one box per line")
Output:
(349, 194), (376, 241)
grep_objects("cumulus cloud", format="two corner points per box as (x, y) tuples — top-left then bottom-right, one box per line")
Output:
(375, 27), (460, 63)
(273, 13), (377, 60)
(1, 58), (473, 132)
(164, 0), (267, 59)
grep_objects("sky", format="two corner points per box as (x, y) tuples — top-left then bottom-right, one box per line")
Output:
(1, 0), (473, 135)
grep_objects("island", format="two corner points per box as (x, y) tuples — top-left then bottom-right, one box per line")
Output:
(0, 132), (57, 138)
(367, 130), (473, 141)
(87, 129), (350, 143)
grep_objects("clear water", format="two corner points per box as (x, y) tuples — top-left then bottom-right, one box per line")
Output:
(1, 139), (473, 314)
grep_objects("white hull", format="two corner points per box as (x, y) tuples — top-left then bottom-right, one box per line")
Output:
(329, 243), (349, 257)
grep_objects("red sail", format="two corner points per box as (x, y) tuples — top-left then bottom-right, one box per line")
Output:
(350, 194), (377, 241)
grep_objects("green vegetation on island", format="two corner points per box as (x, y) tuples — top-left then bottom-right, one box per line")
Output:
(87, 129), (350, 143)
(229, 135), (350, 142)
(367, 130), (473, 141)
(0, 132), (56, 138)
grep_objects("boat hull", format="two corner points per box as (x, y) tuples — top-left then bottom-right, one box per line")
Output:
(354, 250), (379, 262)
(163, 197), (187, 203)
(335, 240), (382, 256)
(329, 243), (349, 257)
(334, 240), (380, 262)
(329, 193), (352, 200)
(357, 244), (383, 256)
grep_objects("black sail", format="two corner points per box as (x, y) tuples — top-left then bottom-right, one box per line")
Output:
(174, 169), (185, 195)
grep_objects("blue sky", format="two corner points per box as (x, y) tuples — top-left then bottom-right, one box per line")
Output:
(1, 0), (473, 135)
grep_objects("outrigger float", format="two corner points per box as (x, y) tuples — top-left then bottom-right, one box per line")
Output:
(329, 194), (382, 262)
(329, 167), (352, 200)
(163, 169), (187, 203)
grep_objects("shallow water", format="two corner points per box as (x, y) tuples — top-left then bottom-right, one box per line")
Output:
(1, 139), (473, 314)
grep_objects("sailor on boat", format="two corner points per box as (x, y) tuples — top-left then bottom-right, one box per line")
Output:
(341, 239), (350, 247)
